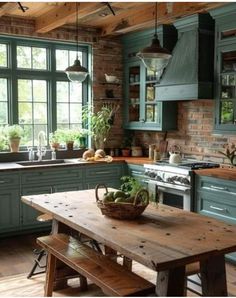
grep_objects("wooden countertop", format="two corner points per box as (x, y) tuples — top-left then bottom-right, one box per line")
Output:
(195, 167), (236, 181)
(112, 157), (153, 165)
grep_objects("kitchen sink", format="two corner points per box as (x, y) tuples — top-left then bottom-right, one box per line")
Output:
(17, 159), (66, 166)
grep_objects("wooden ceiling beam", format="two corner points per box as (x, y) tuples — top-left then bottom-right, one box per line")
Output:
(101, 2), (226, 36)
(0, 2), (19, 17)
(35, 2), (103, 33)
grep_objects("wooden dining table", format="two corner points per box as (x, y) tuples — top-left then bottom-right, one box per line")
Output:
(22, 188), (236, 296)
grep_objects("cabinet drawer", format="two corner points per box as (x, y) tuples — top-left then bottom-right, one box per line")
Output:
(198, 193), (236, 224)
(0, 172), (20, 188)
(197, 176), (236, 196)
(21, 167), (83, 185)
(85, 165), (123, 179)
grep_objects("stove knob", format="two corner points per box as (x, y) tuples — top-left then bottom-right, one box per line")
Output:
(181, 177), (190, 185)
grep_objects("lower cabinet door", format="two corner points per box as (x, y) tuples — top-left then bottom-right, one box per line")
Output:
(0, 189), (20, 233)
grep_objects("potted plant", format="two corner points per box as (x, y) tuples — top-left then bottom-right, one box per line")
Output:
(83, 106), (113, 150)
(49, 130), (62, 151)
(56, 129), (80, 150)
(78, 128), (88, 149)
(4, 124), (24, 152)
(121, 131), (133, 157)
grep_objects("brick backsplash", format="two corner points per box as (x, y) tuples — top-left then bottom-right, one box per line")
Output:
(135, 100), (236, 164)
(1, 16), (235, 162)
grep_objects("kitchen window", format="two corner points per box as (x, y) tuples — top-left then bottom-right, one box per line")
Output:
(0, 36), (89, 147)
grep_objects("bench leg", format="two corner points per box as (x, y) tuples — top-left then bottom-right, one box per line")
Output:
(79, 275), (88, 291)
(123, 256), (132, 271)
(45, 253), (56, 297)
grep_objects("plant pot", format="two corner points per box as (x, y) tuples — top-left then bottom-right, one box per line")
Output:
(121, 148), (130, 157)
(66, 141), (74, 151)
(50, 142), (60, 151)
(79, 137), (86, 149)
(9, 137), (20, 152)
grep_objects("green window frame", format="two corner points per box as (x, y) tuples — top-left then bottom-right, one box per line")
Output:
(0, 35), (90, 148)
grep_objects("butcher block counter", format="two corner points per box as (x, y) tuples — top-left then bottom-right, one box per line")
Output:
(195, 166), (236, 181)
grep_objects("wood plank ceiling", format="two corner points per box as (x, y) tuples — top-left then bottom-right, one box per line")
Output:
(0, 2), (226, 36)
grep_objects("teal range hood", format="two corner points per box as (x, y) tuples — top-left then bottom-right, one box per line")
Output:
(155, 13), (215, 101)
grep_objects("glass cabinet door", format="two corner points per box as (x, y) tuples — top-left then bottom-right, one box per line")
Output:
(219, 49), (236, 125)
(145, 69), (158, 123)
(128, 64), (141, 122)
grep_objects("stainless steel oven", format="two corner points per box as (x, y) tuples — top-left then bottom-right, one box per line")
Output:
(144, 161), (219, 211)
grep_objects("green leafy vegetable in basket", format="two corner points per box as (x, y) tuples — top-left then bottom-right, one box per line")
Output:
(120, 176), (143, 197)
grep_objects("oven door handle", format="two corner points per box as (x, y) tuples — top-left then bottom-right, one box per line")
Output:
(154, 181), (190, 192)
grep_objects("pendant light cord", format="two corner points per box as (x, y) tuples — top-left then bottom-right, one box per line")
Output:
(154, 2), (157, 38)
(76, 2), (79, 60)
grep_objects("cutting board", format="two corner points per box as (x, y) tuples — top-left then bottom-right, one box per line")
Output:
(159, 132), (168, 154)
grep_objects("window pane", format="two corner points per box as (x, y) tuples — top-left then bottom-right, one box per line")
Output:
(57, 103), (69, 123)
(19, 102), (32, 124)
(0, 102), (7, 124)
(17, 46), (31, 68)
(57, 81), (69, 102)
(0, 44), (7, 67)
(56, 49), (68, 71)
(32, 47), (47, 69)
(18, 80), (32, 101)
(33, 80), (47, 102)
(69, 50), (80, 66)
(70, 104), (82, 123)
(57, 124), (69, 130)
(70, 82), (82, 102)
(21, 125), (33, 146)
(34, 103), (47, 124)
(34, 125), (47, 145)
(0, 78), (7, 100)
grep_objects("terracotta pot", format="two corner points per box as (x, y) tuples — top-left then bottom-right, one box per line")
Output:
(50, 142), (60, 151)
(121, 149), (130, 157)
(66, 141), (74, 151)
(9, 138), (20, 152)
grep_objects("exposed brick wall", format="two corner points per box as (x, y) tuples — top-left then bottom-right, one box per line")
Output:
(135, 100), (236, 165)
(0, 16), (124, 149)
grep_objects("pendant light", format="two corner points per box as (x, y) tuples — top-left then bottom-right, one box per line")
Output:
(137, 2), (172, 74)
(65, 2), (88, 82)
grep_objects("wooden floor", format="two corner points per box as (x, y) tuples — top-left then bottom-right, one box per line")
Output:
(0, 232), (236, 296)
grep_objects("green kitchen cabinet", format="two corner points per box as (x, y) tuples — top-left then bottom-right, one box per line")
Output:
(20, 166), (84, 229)
(84, 164), (125, 190)
(0, 172), (20, 234)
(122, 26), (177, 131)
(195, 174), (236, 263)
(210, 3), (236, 133)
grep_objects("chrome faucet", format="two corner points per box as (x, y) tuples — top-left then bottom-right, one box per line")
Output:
(37, 131), (46, 161)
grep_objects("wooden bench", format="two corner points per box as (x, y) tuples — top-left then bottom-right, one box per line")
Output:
(37, 233), (155, 297)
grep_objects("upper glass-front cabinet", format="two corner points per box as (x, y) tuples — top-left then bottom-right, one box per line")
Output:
(124, 60), (176, 131)
(219, 48), (236, 126)
(215, 45), (236, 132)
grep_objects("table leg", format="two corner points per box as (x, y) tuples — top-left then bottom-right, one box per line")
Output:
(156, 265), (185, 296)
(200, 254), (227, 296)
(45, 253), (56, 297)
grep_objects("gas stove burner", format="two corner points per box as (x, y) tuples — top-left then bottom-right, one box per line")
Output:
(155, 159), (220, 170)
(181, 162), (220, 170)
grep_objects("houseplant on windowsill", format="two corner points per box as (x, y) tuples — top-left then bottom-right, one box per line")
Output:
(49, 130), (62, 151)
(4, 124), (24, 152)
(56, 129), (81, 150)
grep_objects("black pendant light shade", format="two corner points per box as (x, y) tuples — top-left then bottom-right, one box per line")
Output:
(65, 58), (88, 82)
(137, 3), (172, 74)
(65, 2), (89, 82)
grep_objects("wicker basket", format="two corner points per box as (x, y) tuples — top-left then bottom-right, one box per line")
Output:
(95, 184), (149, 220)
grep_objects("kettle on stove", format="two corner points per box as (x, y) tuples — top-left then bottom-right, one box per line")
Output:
(169, 145), (182, 164)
